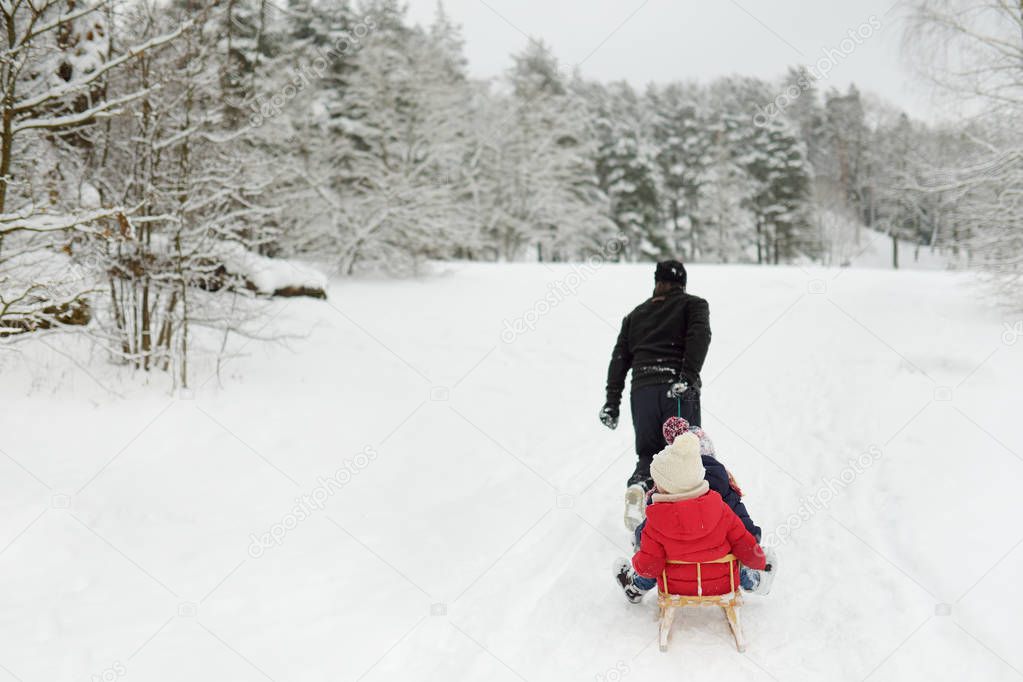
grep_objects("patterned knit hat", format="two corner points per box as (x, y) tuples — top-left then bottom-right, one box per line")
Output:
(690, 426), (716, 458)
(662, 416), (690, 444)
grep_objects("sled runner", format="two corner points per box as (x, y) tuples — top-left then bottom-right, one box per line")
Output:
(656, 553), (745, 653)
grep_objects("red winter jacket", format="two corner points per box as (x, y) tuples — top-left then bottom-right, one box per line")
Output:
(632, 490), (766, 596)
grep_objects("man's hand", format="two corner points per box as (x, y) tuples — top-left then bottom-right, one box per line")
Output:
(666, 381), (689, 398)
(599, 403), (619, 430)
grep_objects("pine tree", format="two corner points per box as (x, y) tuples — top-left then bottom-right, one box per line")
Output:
(649, 83), (714, 260)
(821, 85), (869, 225)
(591, 81), (665, 260)
(303, 3), (472, 272)
(475, 40), (612, 261)
(781, 65), (825, 174)
(725, 109), (813, 263)
(699, 154), (758, 262)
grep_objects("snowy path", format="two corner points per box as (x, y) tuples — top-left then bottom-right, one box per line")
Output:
(2, 263), (1023, 681)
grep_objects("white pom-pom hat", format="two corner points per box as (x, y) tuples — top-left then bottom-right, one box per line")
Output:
(650, 431), (709, 498)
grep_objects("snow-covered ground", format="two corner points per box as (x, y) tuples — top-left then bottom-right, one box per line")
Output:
(842, 228), (950, 271)
(2, 262), (1022, 682)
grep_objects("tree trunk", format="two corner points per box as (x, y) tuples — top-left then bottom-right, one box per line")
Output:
(0, 13), (16, 214)
(0, 86), (14, 215)
(671, 199), (680, 256)
(755, 219), (763, 264)
(892, 234), (899, 270)
(140, 278), (152, 370)
(690, 215), (699, 261)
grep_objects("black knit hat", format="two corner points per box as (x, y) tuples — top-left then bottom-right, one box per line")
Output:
(654, 260), (687, 287)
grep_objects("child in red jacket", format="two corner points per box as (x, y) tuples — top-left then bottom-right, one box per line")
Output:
(614, 431), (773, 603)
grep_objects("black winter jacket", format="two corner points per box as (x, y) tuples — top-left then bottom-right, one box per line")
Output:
(605, 287), (711, 406)
(704, 455), (761, 541)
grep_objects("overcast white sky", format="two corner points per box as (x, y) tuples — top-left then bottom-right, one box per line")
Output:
(404, 0), (949, 121)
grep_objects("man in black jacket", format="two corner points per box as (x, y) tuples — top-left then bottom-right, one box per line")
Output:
(599, 260), (711, 529)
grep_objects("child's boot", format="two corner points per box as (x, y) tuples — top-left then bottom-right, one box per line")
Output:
(624, 482), (649, 532)
(614, 558), (652, 604)
(742, 547), (777, 596)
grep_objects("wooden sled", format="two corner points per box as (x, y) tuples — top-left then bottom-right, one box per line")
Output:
(656, 553), (746, 653)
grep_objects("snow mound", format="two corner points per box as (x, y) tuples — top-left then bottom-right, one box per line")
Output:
(220, 243), (328, 295)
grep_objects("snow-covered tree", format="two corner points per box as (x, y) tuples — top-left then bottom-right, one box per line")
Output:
(0, 0), (185, 338)
(820, 86), (870, 225)
(904, 0), (1023, 302)
(649, 84), (714, 260)
(467, 40), (612, 262)
(780, 65), (826, 175)
(712, 76), (814, 264)
(320, 7), (470, 272)
(58, 1), (288, 385)
(590, 81), (664, 260)
(698, 155), (758, 262)
(863, 110), (929, 268)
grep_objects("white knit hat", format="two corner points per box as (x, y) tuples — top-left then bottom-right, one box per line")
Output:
(650, 432), (708, 497)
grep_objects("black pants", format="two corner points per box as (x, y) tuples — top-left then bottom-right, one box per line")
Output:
(628, 383), (702, 487)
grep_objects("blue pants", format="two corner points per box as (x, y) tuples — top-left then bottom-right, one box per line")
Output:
(634, 573), (657, 591)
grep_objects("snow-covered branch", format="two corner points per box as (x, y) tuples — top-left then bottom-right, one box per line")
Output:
(13, 21), (190, 113)
(13, 88), (155, 134)
(0, 207), (128, 235)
